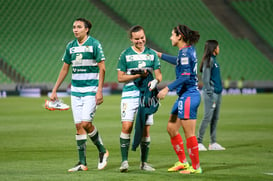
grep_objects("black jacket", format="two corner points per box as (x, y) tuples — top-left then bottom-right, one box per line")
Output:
(132, 71), (159, 151)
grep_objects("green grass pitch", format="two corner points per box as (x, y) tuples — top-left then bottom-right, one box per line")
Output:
(0, 94), (273, 181)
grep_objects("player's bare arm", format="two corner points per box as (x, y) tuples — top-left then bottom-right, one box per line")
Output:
(50, 63), (70, 100)
(117, 70), (146, 83)
(157, 87), (169, 100)
(96, 60), (105, 105)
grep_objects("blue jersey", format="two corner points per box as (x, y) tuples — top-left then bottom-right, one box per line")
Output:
(166, 45), (199, 96)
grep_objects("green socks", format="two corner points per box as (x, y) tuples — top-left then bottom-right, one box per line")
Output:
(140, 137), (151, 163)
(120, 132), (130, 162)
(88, 127), (106, 153)
(76, 135), (87, 165)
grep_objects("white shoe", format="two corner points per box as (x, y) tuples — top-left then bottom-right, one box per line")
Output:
(120, 160), (129, 172)
(98, 150), (109, 170)
(140, 162), (155, 171)
(68, 162), (88, 172)
(198, 143), (207, 151)
(45, 99), (70, 111)
(208, 143), (226, 150)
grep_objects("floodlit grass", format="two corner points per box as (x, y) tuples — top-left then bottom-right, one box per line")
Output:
(0, 94), (273, 181)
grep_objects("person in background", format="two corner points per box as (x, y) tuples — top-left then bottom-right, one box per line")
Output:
(224, 75), (231, 92)
(237, 76), (244, 94)
(50, 18), (109, 172)
(117, 25), (162, 172)
(156, 24), (202, 174)
(197, 40), (225, 151)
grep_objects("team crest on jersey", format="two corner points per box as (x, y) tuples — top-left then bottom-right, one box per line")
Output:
(146, 54), (151, 60)
(85, 46), (90, 52)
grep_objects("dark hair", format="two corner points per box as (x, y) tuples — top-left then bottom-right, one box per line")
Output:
(128, 25), (144, 39)
(75, 18), (92, 35)
(199, 40), (219, 72)
(174, 24), (200, 45)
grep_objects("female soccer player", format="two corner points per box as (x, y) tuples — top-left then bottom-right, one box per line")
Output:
(156, 24), (202, 174)
(50, 18), (108, 172)
(117, 25), (162, 172)
(197, 40), (225, 151)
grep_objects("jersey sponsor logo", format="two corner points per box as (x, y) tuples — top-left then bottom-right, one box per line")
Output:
(181, 57), (189, 65)
(72, 68), (86, 73)
(70, 46), (93, 54)
(125, 54), (154, 62)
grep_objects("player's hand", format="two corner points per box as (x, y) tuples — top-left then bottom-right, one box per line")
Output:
(96, 91), (103, 105)
(148, 79), (159, 91)
(50, 91), (58, 101)
(157, 87), (169, 100)
(151, 49), (162, 58)
(140, 69), (149, 78)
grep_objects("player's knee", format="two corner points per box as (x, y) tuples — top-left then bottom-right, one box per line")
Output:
(167, 126), (177, 137)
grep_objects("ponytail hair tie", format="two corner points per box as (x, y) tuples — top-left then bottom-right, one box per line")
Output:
(177, 26), (185, 39)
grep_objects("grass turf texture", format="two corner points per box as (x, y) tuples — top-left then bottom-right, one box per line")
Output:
(0, 94), (272, 181)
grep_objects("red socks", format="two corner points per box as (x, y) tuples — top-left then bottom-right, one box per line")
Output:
(171, 134), (200, 169)
(171, 134), (187, 163)
(186, 136), (200, 169)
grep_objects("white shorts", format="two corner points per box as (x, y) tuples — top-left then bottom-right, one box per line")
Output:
(121, 98), (154, 125)
(71, 96), (96, 124)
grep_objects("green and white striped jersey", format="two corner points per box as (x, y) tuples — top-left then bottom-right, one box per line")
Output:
(117, 46), (160, 99)
(62, 36), (105, 97)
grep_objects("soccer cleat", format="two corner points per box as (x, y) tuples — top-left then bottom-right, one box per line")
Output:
(120, 160), (129, 172)
(45, 99), (70, 111)
(198, 143), (208, 151)
(208, 143), (226, 151)
(140, 162), (155, 171)
(168, 161), (189, 172)
(68, 162), (88, 172)
(98, 150), (109, 170)
(179, 166), (202, 174)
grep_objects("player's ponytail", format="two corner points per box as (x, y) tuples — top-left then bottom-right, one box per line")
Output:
(175, 25), (200, 45)
(200, 40), (219, 72)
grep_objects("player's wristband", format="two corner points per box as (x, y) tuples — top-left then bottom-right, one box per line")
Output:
(149, 79), (159, 90)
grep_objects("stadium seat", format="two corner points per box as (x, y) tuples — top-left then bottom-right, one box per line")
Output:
(0, 0), (272, 84)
